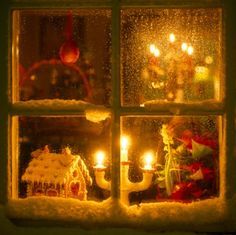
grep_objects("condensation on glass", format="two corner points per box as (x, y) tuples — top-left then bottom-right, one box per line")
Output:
(121, 116), (219, 204)
(121, 8), (223, 106)
(18, 116), (111, 201)
(12, 10), (111, 105)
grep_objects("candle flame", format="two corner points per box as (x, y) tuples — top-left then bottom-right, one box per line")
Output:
(187, 46), (194, 55)
(121, 136), (129, 150)
(149, 44), (160, 57)
(169, 33), (176, 43)
(181, 42), (188, 51)
(143, 152), (154, 170)
(149, 44), (156, 54)
(95, 151), (105, 166)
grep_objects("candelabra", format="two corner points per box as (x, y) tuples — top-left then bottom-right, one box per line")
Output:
(93, 139), (154, 205)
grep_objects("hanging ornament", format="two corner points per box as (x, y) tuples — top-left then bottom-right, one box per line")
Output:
(59, 11), (80, 64)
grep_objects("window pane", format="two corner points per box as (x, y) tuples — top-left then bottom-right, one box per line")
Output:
(18, 116), (111, 201)
(121, 8), (223, 106)
(121, 116), (219, 204)
(13, 10), (111, 104)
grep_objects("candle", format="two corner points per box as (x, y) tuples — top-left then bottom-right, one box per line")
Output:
(181, 42), (188, 52)
(94, 151), (106, 169)
(143, 152), (154, 171)
(149, 44), (160, 58)
(187, 46), (194, 55)
(121, 136), (129, 162)
(169, 33), (176, 43)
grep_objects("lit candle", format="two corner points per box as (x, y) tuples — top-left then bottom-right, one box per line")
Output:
(149, 44), (156, 54)
(181, 42), (188, 52)
(169, 33), (176, 43)
(149, 44), (160, 57)
(143, 152), (154, 171)
(121, 136), (129, 162)
(94, 151), (106, 169)
(187, 46), (194, 55)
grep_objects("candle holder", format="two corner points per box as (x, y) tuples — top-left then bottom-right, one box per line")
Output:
(94, 148), (155, 205)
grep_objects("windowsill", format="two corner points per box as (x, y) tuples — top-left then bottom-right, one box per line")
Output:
(6, 196), (229, 231)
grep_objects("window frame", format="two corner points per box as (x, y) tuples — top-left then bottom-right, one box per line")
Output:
(0, 0), (235, 231)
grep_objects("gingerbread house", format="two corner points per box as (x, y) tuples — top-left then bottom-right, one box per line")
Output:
(22, 146), (92, 200)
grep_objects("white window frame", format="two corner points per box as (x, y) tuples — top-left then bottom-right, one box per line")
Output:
(0, 0), (235, 231)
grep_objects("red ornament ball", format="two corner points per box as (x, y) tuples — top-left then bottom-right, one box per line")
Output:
(59, 40), (80, 64)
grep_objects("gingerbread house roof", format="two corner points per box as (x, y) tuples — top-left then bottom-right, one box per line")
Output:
(22, 148), (92, 186)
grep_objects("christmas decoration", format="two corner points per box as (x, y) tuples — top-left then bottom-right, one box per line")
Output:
(59, 11), (80, 64)
(22, 146), (92, 200)
(141, 33), (215, 103)
(155, 121), (218, 202)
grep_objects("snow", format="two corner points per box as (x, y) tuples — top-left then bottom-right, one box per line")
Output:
(14, 99), (111, 123)
(85, 108), (111, 123)
(6, 196), (229, 231)
(143, 99), (223, 114)
(14, 99), (92, 109)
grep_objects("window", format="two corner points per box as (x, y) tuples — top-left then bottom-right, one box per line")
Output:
(0, 0), (235, 231)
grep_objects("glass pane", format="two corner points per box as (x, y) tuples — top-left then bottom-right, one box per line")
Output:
(18, 116), (111, 201)
(121, 8), (223, 106)
(13, 10), (111, 104)
(121, 116), (219, 204)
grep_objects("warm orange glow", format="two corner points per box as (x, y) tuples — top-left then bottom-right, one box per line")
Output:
(205, 55), (213, 64)
(149, 44), (160, 57)
(187, 46), (194, 55)
(95, 151), (105, 168)
(143, 152), (154, 170)
(121, 136), (129, 150)
(169, 33), (176, 43)
(120, 136), (130, 162)
(181, 42), (188, 51)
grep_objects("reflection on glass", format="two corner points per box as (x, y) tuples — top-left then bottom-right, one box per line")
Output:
(13, 10), (111, 104)
(19, 116), (111, 201)
(121, 116), (219, 204)
(121, 8), (223, 106)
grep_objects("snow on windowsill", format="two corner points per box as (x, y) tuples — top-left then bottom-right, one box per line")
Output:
(143, 99), (223, 114)
(6, 196), (230, 231)
(13, 99), (111, 123)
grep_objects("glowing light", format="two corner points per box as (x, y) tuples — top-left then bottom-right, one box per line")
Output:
(149, 44), (156, 54)
(149, 44), (160, 57)
(94, 151), (105, 168)
(187, 46), (194, 55)
(143, 152), (154, 170)
(205, 56), (214, 64)
(194, 66), (209, 81)
(121, 136), (130, 162)
(30, 75), (36, 81)
(169, 33), (176, 43)
(181, 43), (188, 52)
(121, 136), (129, 150)
(153, 48), (160, 57)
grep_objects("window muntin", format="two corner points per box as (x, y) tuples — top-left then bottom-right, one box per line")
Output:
(121, 8), (223, 106)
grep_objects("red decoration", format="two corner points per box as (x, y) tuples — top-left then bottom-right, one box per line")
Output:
(59, 11), (80, 64)
(60, 40), (80, 64)
(170, 182), (203, 201)
(178, 132), (218, 150)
